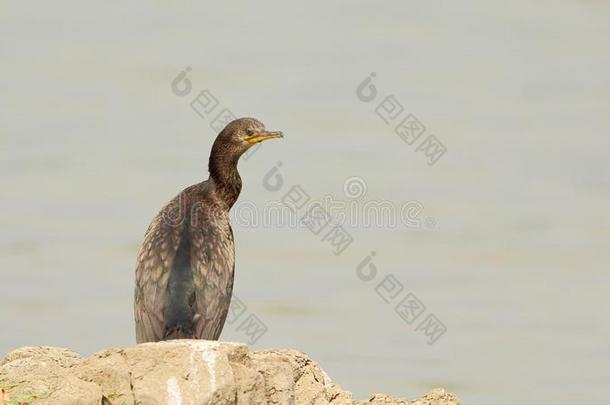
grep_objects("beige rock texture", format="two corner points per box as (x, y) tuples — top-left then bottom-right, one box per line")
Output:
(0, 340), (459, 405)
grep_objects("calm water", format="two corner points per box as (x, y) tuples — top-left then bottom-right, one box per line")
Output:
(1, 1), (609, 403)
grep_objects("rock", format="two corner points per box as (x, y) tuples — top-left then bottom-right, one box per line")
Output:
(0, 341), (460, 405)
(359, 389), (460, 405)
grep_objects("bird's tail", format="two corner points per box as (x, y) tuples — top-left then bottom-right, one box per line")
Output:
(163, 324), (195, 340)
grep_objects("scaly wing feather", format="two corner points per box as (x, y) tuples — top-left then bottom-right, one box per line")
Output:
(134, 193), (186, 343)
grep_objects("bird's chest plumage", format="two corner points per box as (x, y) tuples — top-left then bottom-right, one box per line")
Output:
(187, 203), (235, 338)
(189, 205), (235, 297)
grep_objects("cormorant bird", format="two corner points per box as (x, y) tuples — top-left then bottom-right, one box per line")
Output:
(134, 117), (283, 343)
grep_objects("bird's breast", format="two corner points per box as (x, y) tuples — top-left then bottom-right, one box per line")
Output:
(189, 210), (235, 291)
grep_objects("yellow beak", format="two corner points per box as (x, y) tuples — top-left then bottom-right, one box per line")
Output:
(245, 130), (284, 144)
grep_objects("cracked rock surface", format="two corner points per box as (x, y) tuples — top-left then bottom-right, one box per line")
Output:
(0, 341), (459, 405)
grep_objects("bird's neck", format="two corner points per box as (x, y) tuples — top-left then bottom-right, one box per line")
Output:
(208, 152), (242, 209)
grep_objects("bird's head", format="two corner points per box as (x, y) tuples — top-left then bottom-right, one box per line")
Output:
(212, 117), (284, 158)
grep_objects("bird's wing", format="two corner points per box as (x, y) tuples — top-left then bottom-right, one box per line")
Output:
(190, 218), (235, 339)
(134, 193), (186, 343)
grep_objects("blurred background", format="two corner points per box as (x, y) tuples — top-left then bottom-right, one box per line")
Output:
(1, 1), (609, 403)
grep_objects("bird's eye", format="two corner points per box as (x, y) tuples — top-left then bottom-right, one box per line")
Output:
(245, 128), (254, 136)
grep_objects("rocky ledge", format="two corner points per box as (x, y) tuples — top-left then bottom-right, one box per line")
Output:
(0, 341), (459, 405)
